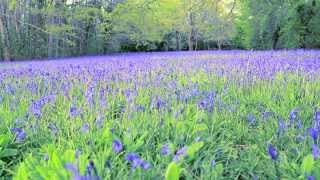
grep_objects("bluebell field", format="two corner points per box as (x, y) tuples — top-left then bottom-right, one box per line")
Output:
(1, 50), (320, 179)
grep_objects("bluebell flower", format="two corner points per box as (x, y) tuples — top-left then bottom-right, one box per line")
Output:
(262, 111), (274, 120)
(198, 100), (208, 110)
(125, 152), (151, 170)
(125, 153), (140, 161)
(136, 105), (146, 111)
(315, 111), (320, 121)
(85, 160), (98, 177)
(65, 161), (100, 180)
(173, 147), (187, 161)
(278, 118), (286, 136)
(267, 144), (278, 160)
(70, 106), (78, 117)
(65, 163), (79, 176)
(141, 160), (151, 170)
(176, 147), (187, 156)
(81, 123), (90, 133)
(29, 95), (56, 118)
(11, 128), (26, 142)
(312, 144), (319, 160)
(314, 111), (320, 130)
(307, 175), (315, 180)
(95, 117), (104, 129)
(112, 139), (123, 153)
(132, 158), (144, 169)
(296, 134), (306, 142)
(296, 119), (303, 129)
(247, 113), (256, 124)
(156, 97), (165, 110)
(48, 123), (58, 134)
(308, 128), (319, 143)
(161, 144), (170, 155)
(289, 108), (298, 122)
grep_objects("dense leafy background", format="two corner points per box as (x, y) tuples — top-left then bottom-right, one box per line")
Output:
(0, 0), (320, 61)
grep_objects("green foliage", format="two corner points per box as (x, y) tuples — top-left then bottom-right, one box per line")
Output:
(301, 154), (314, 174)
(14, 145), (79, 179)
(236, 0), (320, 49)
(186, 142), (204, 159)
(165, 162), (181, 180)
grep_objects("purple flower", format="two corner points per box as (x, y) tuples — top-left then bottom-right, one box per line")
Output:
(315, 111), (320, 121)
(112, 139), (123, 153)
(198, 100), (208, 110)
(314, 111), (320, 129)
(125, 152), (151, 170)
(262, 111), (274, 120)
(70, 106), (78, 117)
(132, 158), (144, 169)
(48, 123), (58, 134)
(161, 144), (170, 155)
(173, 147), (187, 161)
(156, 97), (165, 110)
(176, 147), (187, 156)
(11, 128), (26, 142)
(74, 176), (100, 180)
(312, 144), (319, 160)
(85, 160), (97, 176)
(247, 113), (256, 124)
(125, 153), (140, 161)
(296, 119), (303, 129)
(307, 176), (316, 180)
(65, 163), (79, 176)
(132, 158), (151, 170)
(267, 144), (278, 160)
(141, 160), (151, 170)
(95, 117), (104, 129)
(278, 118), (286, 136)
(29, 95), (56, 118)
(65, 161), (100, 180)
(289, 108), (298, 122)
(308, 128), (319, 143)
(81, 123), (90, 133)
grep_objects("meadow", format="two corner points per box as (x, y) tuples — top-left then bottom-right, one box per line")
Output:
(1, 50), (320, 179)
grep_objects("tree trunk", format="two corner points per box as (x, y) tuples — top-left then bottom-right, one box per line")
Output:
(47, 1), (55, 58)
(175, 31), (180, 51)
(217, 40), (222, 50)
(195, 33), (198, 50)
(272, 26), (280, 49)
(0, 2), (11, 61)
(188, 32), (193, 51)
(188, 12), (195, 51)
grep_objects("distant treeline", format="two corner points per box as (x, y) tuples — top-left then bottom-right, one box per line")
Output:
(0, 0), (320, 61)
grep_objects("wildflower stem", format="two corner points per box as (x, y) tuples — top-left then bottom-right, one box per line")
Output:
(274, 161), (280, 180)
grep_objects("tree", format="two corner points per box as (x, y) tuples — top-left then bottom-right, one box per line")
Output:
(0, 1), (11, 61)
